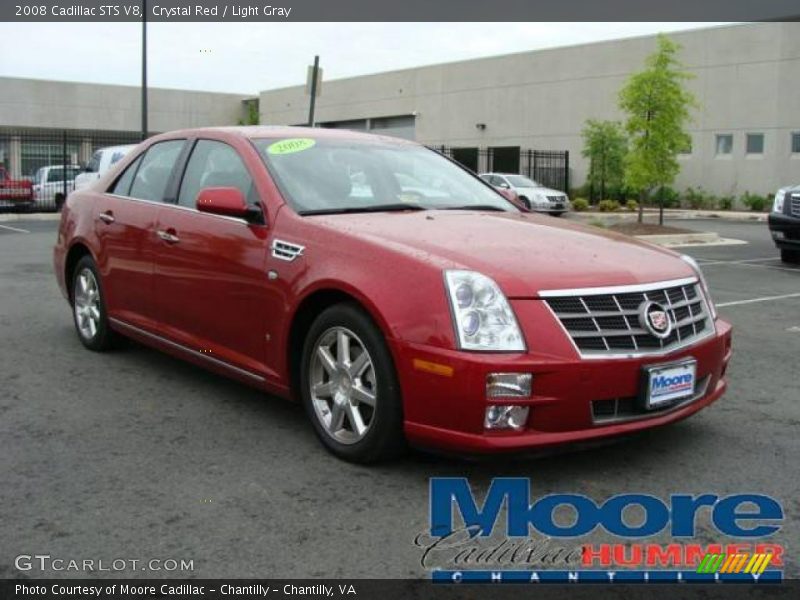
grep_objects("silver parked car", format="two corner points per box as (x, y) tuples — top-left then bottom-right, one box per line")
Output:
(480, 172), (570, 215)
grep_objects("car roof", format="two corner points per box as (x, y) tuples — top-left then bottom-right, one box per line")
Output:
(150, 125), (417, 146)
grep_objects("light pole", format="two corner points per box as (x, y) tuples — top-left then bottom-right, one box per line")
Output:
(141, 0), (148, 140)
(307, 55), (319, 127)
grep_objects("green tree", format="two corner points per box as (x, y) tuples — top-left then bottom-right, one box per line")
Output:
(581, 119), (627, 203)
(238, 99), (260, 126)
(619, 34), (696, 224)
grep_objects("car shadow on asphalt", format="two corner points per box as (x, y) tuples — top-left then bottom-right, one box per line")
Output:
(92, 333), (715, 487)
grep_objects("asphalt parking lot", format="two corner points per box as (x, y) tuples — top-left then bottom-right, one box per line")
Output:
(0, 216), (798, 579)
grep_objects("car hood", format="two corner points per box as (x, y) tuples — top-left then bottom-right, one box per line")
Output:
(310, 210), (694, 297)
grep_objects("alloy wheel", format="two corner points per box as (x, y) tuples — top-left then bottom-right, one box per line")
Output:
(309, 326), (377, 445)
(74, 267), (102, 341)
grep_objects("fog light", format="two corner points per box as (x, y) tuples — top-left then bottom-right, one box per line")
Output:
(485, 405), (529, 430)
(486, 373), (532, 398)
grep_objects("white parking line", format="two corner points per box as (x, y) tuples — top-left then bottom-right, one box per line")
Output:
(717, 293), (800, 308)
(697, 257), (777, 266)
(0, 223), (29, 233)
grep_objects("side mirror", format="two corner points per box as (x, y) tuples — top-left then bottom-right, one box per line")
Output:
(498, 182), (510, 189)
(196, 187), (261, 222)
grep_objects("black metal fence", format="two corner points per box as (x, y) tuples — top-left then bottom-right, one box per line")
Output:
(431, 145), (570, 192)
(0, 128), (143, 213)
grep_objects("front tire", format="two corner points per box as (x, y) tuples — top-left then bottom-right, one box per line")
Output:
(780, 249), (800, 264)
(300, 303), (405, 463)
(71, 256), (117, 351)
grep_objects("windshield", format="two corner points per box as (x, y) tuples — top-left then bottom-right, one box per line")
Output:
(505, 175), (540, 188)
(255, 137), (516, 215)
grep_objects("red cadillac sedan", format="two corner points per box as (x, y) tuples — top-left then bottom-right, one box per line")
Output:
(54, 127), (732, 463)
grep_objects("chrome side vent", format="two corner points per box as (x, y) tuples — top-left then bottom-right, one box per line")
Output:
(271, 239), (305, 262)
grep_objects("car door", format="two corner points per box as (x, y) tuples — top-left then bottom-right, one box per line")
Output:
(95, 139), (185, 330)
(152, 138), (272, 378)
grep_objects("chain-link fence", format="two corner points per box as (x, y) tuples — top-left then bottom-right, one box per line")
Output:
(0, 128), (144, 213)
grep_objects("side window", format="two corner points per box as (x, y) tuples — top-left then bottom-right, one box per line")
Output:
(47, 169), (63, 183)
(177, 140), (257, 208)
(129, 140), (185, 202)
(110, 155), (143, 196)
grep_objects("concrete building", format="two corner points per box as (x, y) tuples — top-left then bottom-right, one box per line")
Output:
(260, 22), (800, 197)
(0, 77), (253, 178)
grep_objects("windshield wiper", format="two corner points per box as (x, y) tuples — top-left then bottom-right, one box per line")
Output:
(439, 205), (508, 212)
(299, 204), (427, 216)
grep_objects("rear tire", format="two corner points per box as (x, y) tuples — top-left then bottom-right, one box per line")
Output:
(300, 303), (405, 463)
(71, 256), (118, 351)
(780, 249), (800, 264)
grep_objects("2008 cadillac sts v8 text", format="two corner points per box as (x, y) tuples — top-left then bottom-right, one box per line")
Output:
(53, 127), (732, 463)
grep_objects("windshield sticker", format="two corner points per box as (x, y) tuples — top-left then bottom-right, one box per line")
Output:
(267, 138), (316, 155)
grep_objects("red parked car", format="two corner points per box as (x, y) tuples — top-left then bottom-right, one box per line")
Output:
(53, 127), (732, 462)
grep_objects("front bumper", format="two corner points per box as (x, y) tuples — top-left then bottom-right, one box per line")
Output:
(396, 313), (732, 454)
(768, 213), (800, 250)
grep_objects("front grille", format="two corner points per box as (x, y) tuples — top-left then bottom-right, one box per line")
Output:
(543, 279), (712, 357)
(591, 376), (710, 424)
(790, 193), (800, 218)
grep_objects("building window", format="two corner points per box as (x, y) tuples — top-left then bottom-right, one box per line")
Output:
(792, 133), (800, 154)
(715, 134), (733, 156)
(746, 133), (764, 154)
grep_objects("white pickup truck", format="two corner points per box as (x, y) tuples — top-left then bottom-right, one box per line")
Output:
(74, 144), (136, 192)
(32, 165), (82, 209)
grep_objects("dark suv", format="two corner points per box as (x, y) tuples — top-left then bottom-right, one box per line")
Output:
(768, 185), (800, 264)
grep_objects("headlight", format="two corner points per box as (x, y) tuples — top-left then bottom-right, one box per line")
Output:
(772, 189), (785, 214)
(445, 270), (525, 351)
(680, 255), (717, 320)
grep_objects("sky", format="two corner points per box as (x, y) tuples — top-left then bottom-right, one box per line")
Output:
(0, 22), (732, 94)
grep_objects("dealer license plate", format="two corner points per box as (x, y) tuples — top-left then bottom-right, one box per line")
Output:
(642, 359), (697, 409)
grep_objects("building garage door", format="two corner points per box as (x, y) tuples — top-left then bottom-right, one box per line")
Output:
(369, 115), (416, 140)
(320, 115), (416, 140)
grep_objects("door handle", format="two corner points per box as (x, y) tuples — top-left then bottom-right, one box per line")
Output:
(97, 211), (115, 224)
(157, 229), (180, 244)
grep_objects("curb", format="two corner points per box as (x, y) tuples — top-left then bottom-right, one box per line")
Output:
(636, 232), (718, 245)
(635, 232), (748, 248)
(570, 210), (768, 223)
(0, 212), (61, 222)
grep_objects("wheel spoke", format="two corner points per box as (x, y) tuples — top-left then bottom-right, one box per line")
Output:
(312, 381), (333, 398)
(87, 316), (97, 338)
(351, 384), (376, 407)
(78, 272), (89, 295)
(348, 351), (369, 378)
(337, 330), (351, 366)
(345, 403), (367, 436)
(317, 346), (337, 375)
(89, 306), (100, 322)
(329, 402), (345, 433)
